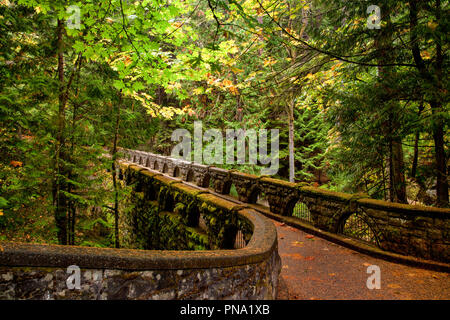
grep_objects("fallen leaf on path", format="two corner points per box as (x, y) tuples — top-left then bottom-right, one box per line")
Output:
(363, 262), (371, 267)
(304, 256), (315, 261)
(291, 241), (304, 247)
(305, 235), (315, 239)
(281, 253), (304, 260)
(282, 265), (289, 269)
(328, 273), (336, 277)
(387, 284), (401, 289)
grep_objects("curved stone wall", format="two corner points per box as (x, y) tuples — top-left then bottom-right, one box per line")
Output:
(121, 148), (450, 263)
(0, 163), (281, 300)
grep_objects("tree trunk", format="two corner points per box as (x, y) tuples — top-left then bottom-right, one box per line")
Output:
(288, 98), (295, 182)
(54, 19), (68, 245)
(112, 92), (122, 248)
(392, 140), (407, 203)
(376, 4), (407, 203)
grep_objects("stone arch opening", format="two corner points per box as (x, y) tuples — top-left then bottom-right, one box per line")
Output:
(158, 188), (174, 212)
(133, 155), (137, 163)
(256, 191), (269, 207)
(248, 187), (260, 204)
(186, 169), (194, 182)
(139, 157), (144, 165)
(153, 161), (159, 171)
(222, 180), (232, 195)
(162, 163), (169, 174)
(208, 175), (215, 189)
(222, 225), (238, 249)
(173, 166), (181, 178)
(282, 197), (299, 217)
(338, 211), (380, 247)
(229, 183), (238, 198)
(234, 230), (247, 249)
(145, 158), (151, 167)
(186, 203), (200, 227)
(290, 200), (312, 223)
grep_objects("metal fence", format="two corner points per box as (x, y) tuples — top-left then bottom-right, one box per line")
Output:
(292, 201), (312, 223)
(341, 212), (378, 246)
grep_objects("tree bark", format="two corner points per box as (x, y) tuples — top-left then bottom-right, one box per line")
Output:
(54, 19), (68, 245)
(112, 92), (122, 248)
(288, 98), (295, 182)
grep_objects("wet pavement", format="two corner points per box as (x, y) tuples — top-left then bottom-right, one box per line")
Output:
(273, 220), (450, 300)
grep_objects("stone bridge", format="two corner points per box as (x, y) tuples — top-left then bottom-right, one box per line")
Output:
(121, 148), (450, 265)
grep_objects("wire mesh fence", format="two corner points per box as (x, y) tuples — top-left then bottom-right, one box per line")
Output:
(341, 212), (378, 246)
(292, 201), (312, 224)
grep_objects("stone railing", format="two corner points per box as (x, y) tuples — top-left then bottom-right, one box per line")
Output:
(0, 163), (281, 300)
(121, 148), (450, 264)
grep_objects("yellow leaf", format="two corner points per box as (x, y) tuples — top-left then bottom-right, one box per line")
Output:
(193, 87), (204, 95)
(427, 21), (438, 30)
(221, 79), (233, 87)
(231, 67), (244, 74)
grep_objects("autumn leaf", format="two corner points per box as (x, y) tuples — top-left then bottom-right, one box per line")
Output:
(305, 235), (315, 239)
(230, 66), (243, 74)
(304, 256), (315, 261)
(221, 79), (233, 87)
(0, 209), (3, 216)
(281, 253), (304, 260)
(10, 160), (23, 167)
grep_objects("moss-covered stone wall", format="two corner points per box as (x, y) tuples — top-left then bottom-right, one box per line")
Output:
(119, 164), (254, 251)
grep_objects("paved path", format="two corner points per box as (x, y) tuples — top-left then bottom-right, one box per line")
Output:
(273, 219), (450, 300)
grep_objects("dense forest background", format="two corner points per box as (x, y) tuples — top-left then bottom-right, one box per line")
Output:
(0, 0), (448, 247)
